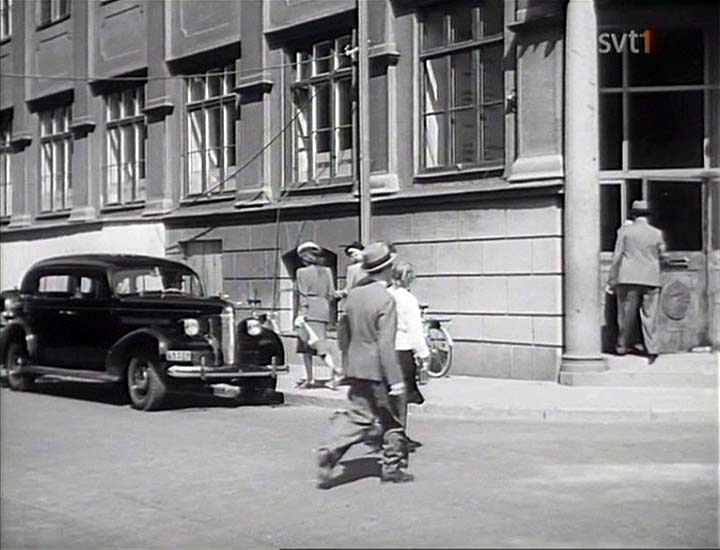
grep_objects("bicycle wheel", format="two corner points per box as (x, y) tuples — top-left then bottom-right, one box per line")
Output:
(426, 326), (453, 378)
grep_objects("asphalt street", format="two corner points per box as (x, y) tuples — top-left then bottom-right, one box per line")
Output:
(1, 383), (718, 549)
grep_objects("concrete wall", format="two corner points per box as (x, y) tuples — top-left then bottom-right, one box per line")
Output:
(0, 222), (166, 289)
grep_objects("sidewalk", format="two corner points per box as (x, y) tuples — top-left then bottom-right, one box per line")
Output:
(277, 357), (719, 423)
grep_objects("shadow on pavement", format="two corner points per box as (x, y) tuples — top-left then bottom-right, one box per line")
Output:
(11, 380), (285, 411)
(322, 456), (381, 489)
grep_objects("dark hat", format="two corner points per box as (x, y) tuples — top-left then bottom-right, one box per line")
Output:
(630, 200), (651, 214)
(361, 242), (396, 273)
(344, 241), (365, 255)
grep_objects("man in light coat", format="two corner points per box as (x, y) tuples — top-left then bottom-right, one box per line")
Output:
(316, 242), (412, 488)
(608, 200), (666, 362)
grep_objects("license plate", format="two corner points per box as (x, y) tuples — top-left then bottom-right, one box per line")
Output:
(166, 350), (192, 362)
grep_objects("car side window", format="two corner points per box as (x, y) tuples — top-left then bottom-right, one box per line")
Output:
(36, 275), (72, 298)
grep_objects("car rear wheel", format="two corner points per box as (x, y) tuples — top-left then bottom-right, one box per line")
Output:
(127, 355), (167, 411)
(6, 341), (35, 392)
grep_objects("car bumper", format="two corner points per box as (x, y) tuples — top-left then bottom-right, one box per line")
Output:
(166, 364), (289, 379)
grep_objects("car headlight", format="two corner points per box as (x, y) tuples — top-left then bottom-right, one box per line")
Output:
(182, 318), (200, 336)
(246, 319), (263, 336)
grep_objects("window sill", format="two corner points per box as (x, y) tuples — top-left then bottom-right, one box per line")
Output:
(180, 192), (236, 206)
(0, 36), (11, 46)
(36, 14), (71, 31)
(283, 180), (354, 195)
(0, 215), (11, 225)
(100, 202), (145, 214)
(35, 210), (72, 221)
(414, 164), (504, 183)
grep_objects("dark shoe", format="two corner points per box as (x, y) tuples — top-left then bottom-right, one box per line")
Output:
(407, 438), (423, 453)
(647, 354), (658, 365)
(380, 470), (414, 484)
(615, 346), (627, 356)
(316, 449), (334, 489)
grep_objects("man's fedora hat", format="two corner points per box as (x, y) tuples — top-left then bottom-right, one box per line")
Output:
(297, 241), (321, 256)
(361, 242), (396, 273)
(630, 200), (651, 214)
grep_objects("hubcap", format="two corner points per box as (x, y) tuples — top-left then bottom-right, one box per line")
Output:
(130, 362), (150, 395)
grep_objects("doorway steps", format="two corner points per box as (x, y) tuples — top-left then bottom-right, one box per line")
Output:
(560, 352), (719, 388)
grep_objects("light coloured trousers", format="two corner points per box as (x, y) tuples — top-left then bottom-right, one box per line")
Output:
(616, 284), (660, 355)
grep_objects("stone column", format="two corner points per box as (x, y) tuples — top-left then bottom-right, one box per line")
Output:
(559, 0), (606, 379)
(142, 0), (174, 216)
(68, 0), (97, 223)
(8, 0), (31, 227)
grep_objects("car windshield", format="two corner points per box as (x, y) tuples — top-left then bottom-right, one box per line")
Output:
(112, 265), (204, 297)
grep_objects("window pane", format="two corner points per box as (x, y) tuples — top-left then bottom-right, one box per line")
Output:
(39, 0), (51, 24)
(107, 93), (120, 120)
(122, 90), (134, 117)
(628, 29), (704, 87)
(224, 102), (236, 167)
(454, 107), (478, 164)
(336, 78), (352, 126)
(600, 184), (621, 252)
(297, 50), (312, 81)
(451, 4), (473, 43)
(483, 103), (504, 162)
(424, 113), (448, 168)
(137, 122), (146, 180)
(481, 0), (503, 37)
(423, 11), (445, 50)
(208, 71), (222, 98)
(424, 57), (449, 114)
(187, 151), (203, 195)
(629, 91), (703, 169)
(453, 51), (475, 108)
(482, 43), (503, 103)
(188, 76), (205, 102)
(207, 106), (221, 174)
(315, 130), (331, 179)
(647, 181), (702, 251)
(188, 110), (204, 153)
(335, 35), (352, 70)
(293, 87), (311, 182)
(336, 127), (353, 177)
(710, 89), (719, 168)
(598, 47), (622, 88)
(599, 93), (622, 170)
(54, 141), (64, 209)
(314, 41), (331, 75)
(122, 125), (135, 200)
(625, 179), (642, 220)
(316, 84), (330, 130)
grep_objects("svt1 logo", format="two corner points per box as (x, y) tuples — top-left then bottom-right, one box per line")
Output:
(598, 29), (658, 54)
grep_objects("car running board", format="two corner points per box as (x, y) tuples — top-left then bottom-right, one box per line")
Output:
(17, 366), (121, 384)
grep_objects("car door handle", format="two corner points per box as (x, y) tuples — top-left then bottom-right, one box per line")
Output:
(58, 310), (78, 316)
(663, 257), (689, 269)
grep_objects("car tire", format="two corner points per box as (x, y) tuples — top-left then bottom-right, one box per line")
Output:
(6, 341), (35, 392)
(127, 355), (167, 411)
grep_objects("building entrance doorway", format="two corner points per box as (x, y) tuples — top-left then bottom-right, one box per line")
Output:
(600, 178), (714, 353)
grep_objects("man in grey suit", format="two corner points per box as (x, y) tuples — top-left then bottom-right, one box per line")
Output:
(316, 242), (412, 488)
(608, 200), (666, 362)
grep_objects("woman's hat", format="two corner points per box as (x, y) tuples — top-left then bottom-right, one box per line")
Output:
(361, 242), (396, 273)
(630, 200), (651, 214)
(344, 241), (365, 255)
(297, 241), (321, 256)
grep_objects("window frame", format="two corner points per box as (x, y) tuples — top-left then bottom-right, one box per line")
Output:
(37, 0), (70, 29)
(0, 0), (12, 42)
(418, 1), (505, 174)
(287, 33), (356, 189)
(0, 113), (11, 219)
(104, 86), (147, 208)
(39, 105), (73, 214)
(183, 64), (238, 199)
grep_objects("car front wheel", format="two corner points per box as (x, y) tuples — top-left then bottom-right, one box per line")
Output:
(127, 355), (167, 411)
(6, 341), (35, 392)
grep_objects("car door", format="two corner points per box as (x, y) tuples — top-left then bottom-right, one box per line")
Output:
(27, 271), (78, 367)
(66, 271), (117, 370)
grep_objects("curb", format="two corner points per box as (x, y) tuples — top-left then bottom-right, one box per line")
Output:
(282, 391), (718, 423)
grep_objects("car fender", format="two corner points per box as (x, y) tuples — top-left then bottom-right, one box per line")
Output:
(106, 327), (173, 380)
(0, 319), (36, 365)
(261, 327), (285, 365)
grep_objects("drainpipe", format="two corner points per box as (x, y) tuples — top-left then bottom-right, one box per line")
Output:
(559, 0), (607, 381)
(358, 0), (372, 244)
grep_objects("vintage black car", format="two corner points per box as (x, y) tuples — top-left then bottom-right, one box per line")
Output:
(0, 254), (286, 410)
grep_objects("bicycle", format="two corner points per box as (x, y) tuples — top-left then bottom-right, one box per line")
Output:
(419, 304), (454, 378)
(246, 298), (281, 334)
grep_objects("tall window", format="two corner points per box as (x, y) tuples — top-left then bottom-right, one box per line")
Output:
(105, 87), (146, 206)
(185, 65), (237, 197)
(420, 1), (504, 171)
(40, 105), (72, 212)
(38, 0), (69, 27)
(0, 114), (11, 218)
(598, 28), (718, 170)
(0, 0), (11, 41)
(291, 34), (354, 186)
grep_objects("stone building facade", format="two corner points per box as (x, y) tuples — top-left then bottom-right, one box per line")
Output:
(1, 0), (717, 380)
